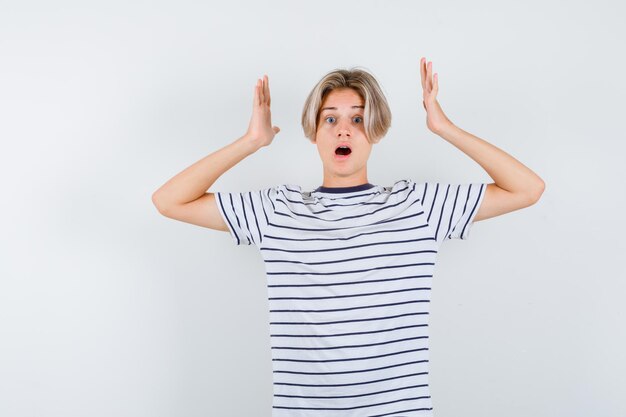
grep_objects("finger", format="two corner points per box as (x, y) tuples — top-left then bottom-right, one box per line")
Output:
(427, 61), (432, 89)
(265, 74), (271, 106)
(254, 81), (259, 107)
(420, 57), (426, 89)
(262, 75), (267, 104)
(433, 73), (439, 94)
(260, 78), (266, 103)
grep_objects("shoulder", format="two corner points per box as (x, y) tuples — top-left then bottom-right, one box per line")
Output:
(390, 178), (419, 195)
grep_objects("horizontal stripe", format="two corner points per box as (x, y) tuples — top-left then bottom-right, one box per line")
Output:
(270, 324), (428, 339)
(272, 335), (429, 351)
(215, 179), (487, 416)
(273, 361), (429, 377)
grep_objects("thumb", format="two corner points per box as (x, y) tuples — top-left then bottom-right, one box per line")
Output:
(273, 126), (280, 133)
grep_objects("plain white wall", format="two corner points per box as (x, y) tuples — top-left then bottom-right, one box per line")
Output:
(1, 1), (624, 416)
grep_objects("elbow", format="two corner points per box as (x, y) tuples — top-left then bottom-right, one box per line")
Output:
(528, 180), (546, 205)
(152, 192), (168, 214)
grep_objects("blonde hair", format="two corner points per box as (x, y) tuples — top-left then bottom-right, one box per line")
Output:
(301, 67), (392, 144)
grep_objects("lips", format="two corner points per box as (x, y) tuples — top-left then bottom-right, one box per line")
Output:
(334, 148), (351, 162)
(334, 142), (352, 155)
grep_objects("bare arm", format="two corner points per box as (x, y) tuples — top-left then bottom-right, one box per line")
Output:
(419, 57), (545, 222)
(151, 135), (257, 230)
(151, 74), (280, 231)
(434, 124), (545, 222)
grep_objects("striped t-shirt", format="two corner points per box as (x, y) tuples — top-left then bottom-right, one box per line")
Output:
(216, 179), (487, 417)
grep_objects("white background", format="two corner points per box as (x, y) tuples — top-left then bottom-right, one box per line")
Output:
(1, 1), (624, 416)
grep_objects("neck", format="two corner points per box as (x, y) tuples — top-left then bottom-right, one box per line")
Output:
(320, 171), (369, 189)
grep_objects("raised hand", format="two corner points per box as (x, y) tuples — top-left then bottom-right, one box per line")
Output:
(420, 57), (453, 135)
(245, 74), (280, 151)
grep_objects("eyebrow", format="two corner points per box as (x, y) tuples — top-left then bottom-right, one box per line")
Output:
(320, 105), (364, 113)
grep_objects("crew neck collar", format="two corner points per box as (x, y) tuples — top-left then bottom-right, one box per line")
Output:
(313, 183), (376, 194)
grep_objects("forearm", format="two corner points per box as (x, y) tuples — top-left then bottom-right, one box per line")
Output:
(436, 123), (545, 199)
(152, 133), (257, 210)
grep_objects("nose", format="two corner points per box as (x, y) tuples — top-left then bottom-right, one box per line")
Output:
(336, 122), (351, 137)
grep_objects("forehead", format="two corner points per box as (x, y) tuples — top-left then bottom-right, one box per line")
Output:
(320, 88), (364, 112)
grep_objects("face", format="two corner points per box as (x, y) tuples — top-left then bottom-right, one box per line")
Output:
(313, 88), (373, 187)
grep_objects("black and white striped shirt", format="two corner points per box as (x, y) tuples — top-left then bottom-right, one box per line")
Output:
(216, 179), (487, 417)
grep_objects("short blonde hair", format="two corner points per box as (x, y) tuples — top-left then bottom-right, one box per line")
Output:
(301, 67), (392, 144)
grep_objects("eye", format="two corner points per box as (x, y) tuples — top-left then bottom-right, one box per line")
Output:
(324, 115), (363, 124)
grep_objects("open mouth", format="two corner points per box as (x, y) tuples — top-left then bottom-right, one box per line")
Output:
(335, 145), (352, 156)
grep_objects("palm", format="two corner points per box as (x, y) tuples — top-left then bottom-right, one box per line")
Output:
(247, 74), (280, 150)
(420, 57), (453, 134)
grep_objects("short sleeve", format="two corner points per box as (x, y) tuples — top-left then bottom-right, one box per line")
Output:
(215, 186), (278, 247)
(417, 182), (487, 244)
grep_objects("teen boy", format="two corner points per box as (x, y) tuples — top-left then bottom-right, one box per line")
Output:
(152, 57), (544, 416)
